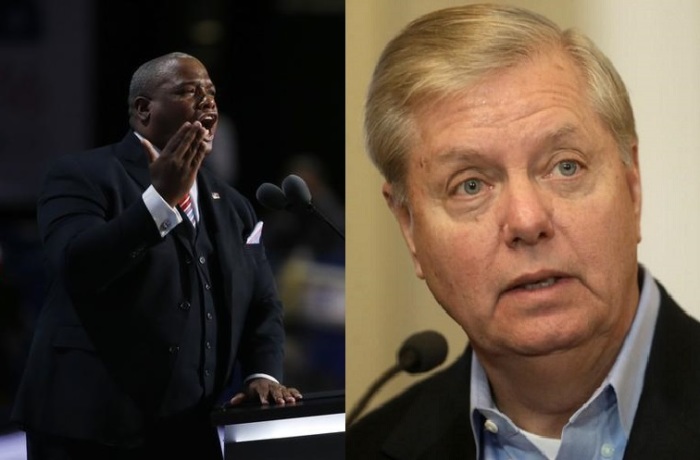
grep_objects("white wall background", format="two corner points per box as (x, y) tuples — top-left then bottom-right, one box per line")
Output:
(346, 0), (700, 416)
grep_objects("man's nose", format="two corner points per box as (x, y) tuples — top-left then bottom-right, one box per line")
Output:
(499, 179), (554, 248)
(195, 87), (216, 108)
(198, 93), (216, 108)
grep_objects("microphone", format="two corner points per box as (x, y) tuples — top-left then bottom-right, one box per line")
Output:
(281, 174), (313, 212)
(256, 182), (290, 211)
(256, 174), (345, 240)
(346, 330), (448, 426)
(397, 330), (449, 373)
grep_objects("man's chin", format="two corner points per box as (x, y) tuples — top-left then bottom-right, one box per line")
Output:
(202, 138), (215, 155)
(476, 318), (593, 358)
(507, 328), (591, 358)
(203, 126), (216, 144)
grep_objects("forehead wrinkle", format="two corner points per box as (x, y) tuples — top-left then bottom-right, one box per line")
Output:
(531, 123), (584, 148)
(464, 68), (587, 130)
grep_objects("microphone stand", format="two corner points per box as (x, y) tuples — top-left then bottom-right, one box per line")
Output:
(346, 330), (448, 427)
(346, 363), (401, 426)
(303, 202), (345, 241)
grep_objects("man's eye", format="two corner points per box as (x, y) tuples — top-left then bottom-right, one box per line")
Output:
(460, 178), (484, 195)
(555, 160), (579, 177)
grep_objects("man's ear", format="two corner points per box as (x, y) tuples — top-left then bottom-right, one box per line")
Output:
(382, 182), (425, 279)
(625, 142), (642, 244)
(134, 96), (151, 125)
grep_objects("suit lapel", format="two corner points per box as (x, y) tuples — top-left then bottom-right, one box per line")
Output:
(624, 281), (700, 458)
(197, 171), (240, 296)
(116, 131), (152, 191)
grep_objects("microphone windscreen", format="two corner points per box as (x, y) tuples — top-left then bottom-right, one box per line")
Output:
(281, 174), (312, 205)
(256, 183), (289, 211)
(397, 330), (448, 374)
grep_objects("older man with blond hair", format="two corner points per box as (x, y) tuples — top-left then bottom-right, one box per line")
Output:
(348, 4), (700, 459)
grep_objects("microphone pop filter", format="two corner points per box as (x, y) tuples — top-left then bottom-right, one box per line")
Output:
(256, 183), (289, 211)
(281, 174), (312, 206)
(398, 330), (448, 374)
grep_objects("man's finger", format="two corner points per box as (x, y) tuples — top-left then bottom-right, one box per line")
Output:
(181, 121), (206, 165)
(161, 122), (197, 160)
(191, 133), (208, 169)
(229, 392), (246, 406)
(285, 388), (302, 402)
(282, 388), (300, 403)
(270, 386), (286, 405)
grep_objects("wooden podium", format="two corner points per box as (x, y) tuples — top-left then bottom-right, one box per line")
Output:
(211, 390), (345, 459)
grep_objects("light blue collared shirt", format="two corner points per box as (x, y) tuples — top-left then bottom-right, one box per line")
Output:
(470, 266), (660, 460)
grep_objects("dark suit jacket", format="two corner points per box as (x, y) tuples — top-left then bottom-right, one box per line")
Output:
(12, 132), (285, 446)
(347, 280), (700, 459)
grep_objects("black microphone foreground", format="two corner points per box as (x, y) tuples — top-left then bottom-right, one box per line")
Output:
(398, 330), (449, 374)
(256, 182), (290, 211)
(346, 330), (448, 426)
(256, 174), (345, 240)
(282, 174), (313, 208)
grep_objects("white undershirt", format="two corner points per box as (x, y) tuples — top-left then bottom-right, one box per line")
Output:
(521, 429), (561, 459)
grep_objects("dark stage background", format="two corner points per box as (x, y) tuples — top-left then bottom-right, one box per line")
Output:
(0, 0), (345, 430)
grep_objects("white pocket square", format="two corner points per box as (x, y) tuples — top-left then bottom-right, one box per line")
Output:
(246, 221), (263, 244)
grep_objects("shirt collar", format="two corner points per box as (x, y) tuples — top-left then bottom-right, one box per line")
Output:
(470, 265), (660, 443)
(607, 265), (660, 435)
(133, 131), (157, 154)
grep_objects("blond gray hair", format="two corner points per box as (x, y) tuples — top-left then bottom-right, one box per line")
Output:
(365, 4), (637, 203)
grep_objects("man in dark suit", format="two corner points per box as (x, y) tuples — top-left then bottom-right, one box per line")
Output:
(348, 4), (700, 459)
(12, 52), (301, 459)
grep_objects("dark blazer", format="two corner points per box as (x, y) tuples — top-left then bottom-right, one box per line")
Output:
(12, 132), (285, 446)
(347, 280), (700, 459)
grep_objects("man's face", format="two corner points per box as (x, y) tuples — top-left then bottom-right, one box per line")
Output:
(145, 57), (218, 152)
(389, 50), (642, 358)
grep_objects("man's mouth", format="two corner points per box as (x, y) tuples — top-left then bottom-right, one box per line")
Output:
(518, 277), (558, 291)
(198, 113), (218, 141)
(504, 271), (569, 293)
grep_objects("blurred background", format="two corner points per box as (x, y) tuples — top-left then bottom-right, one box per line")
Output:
(0, 0), (345, 435)
(347, 0), (700, 418)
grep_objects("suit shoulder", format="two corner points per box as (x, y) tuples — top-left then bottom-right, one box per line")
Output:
(45, 142), (122, 176)
(350, 356), (467, 428)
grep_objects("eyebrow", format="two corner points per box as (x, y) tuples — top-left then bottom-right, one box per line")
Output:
(432, 124), (582, 166)
(433, 147), (487, 166)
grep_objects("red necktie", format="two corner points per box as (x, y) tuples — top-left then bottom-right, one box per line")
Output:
(178, 194), (197, 227)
